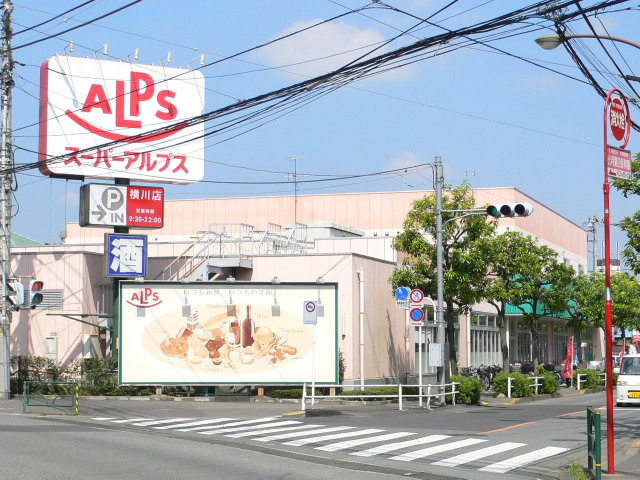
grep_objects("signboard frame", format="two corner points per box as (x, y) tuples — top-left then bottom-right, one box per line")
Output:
(118, 281), (339, 386)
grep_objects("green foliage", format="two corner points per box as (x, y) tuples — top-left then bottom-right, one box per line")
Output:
(493, 372), (533, 397)
(613, 152), (640, 276)
(445, 374), (482, 404)
(267, 388), (321, 399)
(573, 368), (599, 389)
(566, 461), (592, 480)
(340, 386), (402, 397)
(534, 366), (559, 394)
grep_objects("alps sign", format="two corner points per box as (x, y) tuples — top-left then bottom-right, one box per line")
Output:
(39, 56), (205, 184)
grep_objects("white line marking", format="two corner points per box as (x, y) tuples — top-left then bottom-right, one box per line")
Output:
(350, 435), (450, 457)
(199, 420), (302, 435)
(432, 442), (526, 467)
(317, 432), (417, 452)
(389, 438), (487, 462)
(133, 418), (193, 426)
(154, 418), (236, 430)
(283, 428), (384, 446)
(110, 418), (154, 424)
(255, 426), (354, 442)
(479, 446), (569, 473)
(226, 423), (323, 438)
(178, 417), (277, 432)
(92, 417), (117, 421)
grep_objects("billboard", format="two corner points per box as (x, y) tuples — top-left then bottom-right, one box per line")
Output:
(39, 55), (205, 184)
(119, 282), (338, 385)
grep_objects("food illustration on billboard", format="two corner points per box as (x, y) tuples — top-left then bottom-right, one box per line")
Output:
(39, 56), (205, 184)
(119, 282), (337, 385)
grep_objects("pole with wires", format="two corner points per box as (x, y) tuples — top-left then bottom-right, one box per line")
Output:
(0, 0), (14, 400)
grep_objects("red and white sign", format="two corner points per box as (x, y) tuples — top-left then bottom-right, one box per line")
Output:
(39, 56), (205, 184)
(607, 94), (631, 149)
(409, 288), (424, 304)
(606, 146), (632, 180)
(127, 186), (165, 228)
(80, 183), (164, 228)
(609, 98), (628, 142)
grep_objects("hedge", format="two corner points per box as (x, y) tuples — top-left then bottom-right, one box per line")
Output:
(493, 372), (533, 397)
(445, 375), (482, 404)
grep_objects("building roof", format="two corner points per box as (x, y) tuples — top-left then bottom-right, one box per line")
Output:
(11, 232), (43, 247)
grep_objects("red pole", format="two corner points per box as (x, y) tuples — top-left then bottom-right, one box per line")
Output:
(602, 88), (631, 474)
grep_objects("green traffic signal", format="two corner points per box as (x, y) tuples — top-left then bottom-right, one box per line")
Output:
(486, 203), (534, 218)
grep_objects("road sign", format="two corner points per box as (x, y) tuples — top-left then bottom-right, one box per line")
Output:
(410, 289), (424, 304)
(80, 183), (164, 228)
(606, 146), (632, 180)
(395, 287), (410, 300)
(409, 307), (425, 325)
(303, 300), (318, 325)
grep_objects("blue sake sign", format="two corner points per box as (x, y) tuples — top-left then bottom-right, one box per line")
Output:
(105, 233), (148, 277)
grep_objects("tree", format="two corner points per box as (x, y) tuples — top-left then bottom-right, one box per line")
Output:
(613, 152), (640, 275)
(390, 183), (496, 376)
(478, 231), (549, 373)
(556, 272), (603, 365)
(508, 245), (574, 368)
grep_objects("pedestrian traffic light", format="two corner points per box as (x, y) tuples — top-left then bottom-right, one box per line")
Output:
(28, 280), (44, 308)
(486, 203), (534, 218)
(6, 281), (25, 309)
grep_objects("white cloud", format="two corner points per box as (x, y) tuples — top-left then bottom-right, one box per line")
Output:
(384, 152), (433, 188)
(254, 19), (414, 81)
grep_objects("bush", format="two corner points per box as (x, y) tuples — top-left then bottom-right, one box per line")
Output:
(445, 375), (482, 404)
(573, 368), (599, 389)
(493, 372), (532, 397)
(266, 388), (322, 399)
(534, 365), (559, 394)
(340, 386), (401, 397)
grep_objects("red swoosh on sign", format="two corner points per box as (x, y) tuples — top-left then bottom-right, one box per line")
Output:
(65, 109), (186, 143)
(126, 300), (162, 308)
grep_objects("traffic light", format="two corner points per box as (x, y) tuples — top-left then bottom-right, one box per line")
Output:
(28, 280), (44, 308)
(486, 202), (534, 218)
(6, 281), (25, 309)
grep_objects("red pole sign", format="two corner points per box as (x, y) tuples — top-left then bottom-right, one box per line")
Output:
(603, 88), (631, 474)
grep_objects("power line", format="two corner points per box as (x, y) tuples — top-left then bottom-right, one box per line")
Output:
(10, 0), (143, 51)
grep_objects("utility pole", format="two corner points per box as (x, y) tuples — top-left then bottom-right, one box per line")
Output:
(586, 216), (600, 272)
(0, 0), (13, 400)
(434, 156), (445, 386)
(287, 156), (304, 224)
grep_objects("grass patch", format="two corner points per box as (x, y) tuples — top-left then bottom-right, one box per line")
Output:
(566, 461), (592, 479)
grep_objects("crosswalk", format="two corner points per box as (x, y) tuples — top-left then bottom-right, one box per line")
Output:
(90, 415), (568, 474)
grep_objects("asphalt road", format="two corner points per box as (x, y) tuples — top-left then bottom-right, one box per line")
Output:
(1, 391), (638, 480)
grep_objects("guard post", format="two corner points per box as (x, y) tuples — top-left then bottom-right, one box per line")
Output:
(587, 406), (602, 480)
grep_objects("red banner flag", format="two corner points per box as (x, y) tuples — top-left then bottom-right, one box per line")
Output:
(563, 336), (574, 379)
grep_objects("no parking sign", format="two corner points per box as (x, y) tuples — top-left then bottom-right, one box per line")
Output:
(303, 300), (318, 325)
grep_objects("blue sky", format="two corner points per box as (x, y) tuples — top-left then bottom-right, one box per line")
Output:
(9, 1), (640, 266)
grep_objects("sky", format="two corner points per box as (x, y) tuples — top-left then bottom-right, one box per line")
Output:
(8, 0), (640, 269)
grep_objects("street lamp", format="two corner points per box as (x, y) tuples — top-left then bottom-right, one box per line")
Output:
(535, 32), (640, 51)
(535, 32), (638, 475)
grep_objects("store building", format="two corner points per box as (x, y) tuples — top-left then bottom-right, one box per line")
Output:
(9, 187), (593, 385)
